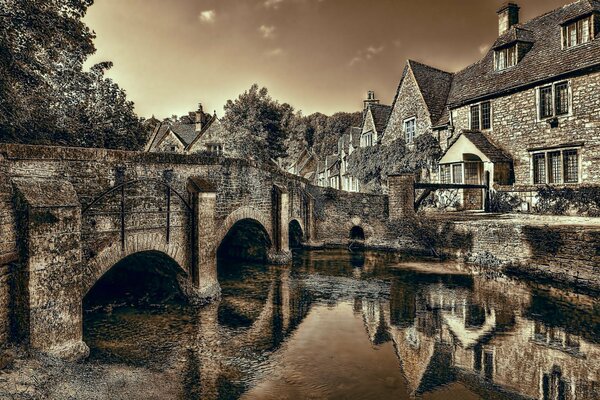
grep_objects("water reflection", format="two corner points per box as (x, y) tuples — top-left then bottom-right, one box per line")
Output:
(83, 250), (600, 400)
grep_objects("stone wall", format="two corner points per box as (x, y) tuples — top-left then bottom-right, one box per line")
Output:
(308, 186), (389, 247)
(452, 216), (600, 291)
(382, 67), (431, 146)
(450, 70), (600, 186)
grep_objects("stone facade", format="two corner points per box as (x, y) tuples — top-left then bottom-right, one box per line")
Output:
(449, 70), (600, 187)
(382, 65), (431, 146)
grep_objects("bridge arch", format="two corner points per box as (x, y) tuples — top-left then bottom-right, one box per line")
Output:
(288, 218), (304, 249)
(83, 249), (189, 308)
(216, 207), (274, 263)
(83, 232), (188, 297)
(217, 206), (273, 247)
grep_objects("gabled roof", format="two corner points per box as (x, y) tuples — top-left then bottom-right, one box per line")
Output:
(368, 104), (392, 134)
(326, 154), (339, 167)
(448, 0), (600, 107)
(184, 115), (221, 151)
(561, 0), (600, 24)
(492, 25), (534, 49)
(408, 60), (454, 126)
(170, 123), (198, 146)
(440, 130), (512, 164)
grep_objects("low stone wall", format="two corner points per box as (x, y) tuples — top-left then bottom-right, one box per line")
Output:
(308, 186), (390, 247)
(450, 215), (600, 292)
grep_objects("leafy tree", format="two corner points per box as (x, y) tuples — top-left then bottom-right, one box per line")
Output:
(347, 132), (441, 192)
(347, 138), (408, 191)
(0, 0), (146, 149)
(222, 84), (291, 163)
(308, 112), (362, 160)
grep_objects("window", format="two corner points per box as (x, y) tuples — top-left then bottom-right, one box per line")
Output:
(554, 83), (569, 116)
(532, 148), (580, 184)
(470, 102), (491, 130)
(548, 151), (562, 183)
(404, 118), (416, 143)
(563, 150), (579, 183)
(539, 82), (570, 119)
(470, 105), (480, 130)
(533, 153), (546, 184)
(440, 165), (451, 184)
(539, 86), (553, 119)
(562, 16), (593, 48)
(452, 164), (463, 184)
(481, 102), (491, 130)
(495, 45), (517, 70)
(464, 163), (480, 184)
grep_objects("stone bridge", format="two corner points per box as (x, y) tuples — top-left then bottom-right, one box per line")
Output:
(0, 144), (414, 359)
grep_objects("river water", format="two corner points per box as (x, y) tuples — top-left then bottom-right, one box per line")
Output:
(82, 250), (600, 400)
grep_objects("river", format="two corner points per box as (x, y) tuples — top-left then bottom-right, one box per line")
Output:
(77, 249), (600, 399)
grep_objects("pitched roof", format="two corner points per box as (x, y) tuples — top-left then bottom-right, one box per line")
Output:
(170, 123), (198, 146)
(492, 26), (534, 50)
(368, 104), (392, 134)
(441, 130), (512, 163)
(448, 0), (600, 107)
(408, 60), (453, 126)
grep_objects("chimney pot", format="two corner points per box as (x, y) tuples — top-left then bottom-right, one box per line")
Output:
(497, 2), (519, 35)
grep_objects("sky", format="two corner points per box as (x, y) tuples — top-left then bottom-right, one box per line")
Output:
(83, 0), (573, 119)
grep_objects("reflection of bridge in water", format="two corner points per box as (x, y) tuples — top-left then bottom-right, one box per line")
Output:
(151, 253), (600, 400)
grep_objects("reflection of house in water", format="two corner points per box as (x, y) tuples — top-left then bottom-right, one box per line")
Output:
(368, 273), (600, 399)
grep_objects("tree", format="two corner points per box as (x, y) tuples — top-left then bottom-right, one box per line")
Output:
(347, 138), (408, 191)
(347, 132), (441, 192)
(0, 0), (146, 150)
(308, 112), (362, 160)
(222, 84), (291, 163)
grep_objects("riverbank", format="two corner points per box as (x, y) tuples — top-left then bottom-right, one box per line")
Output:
(310, 212), (600, 294)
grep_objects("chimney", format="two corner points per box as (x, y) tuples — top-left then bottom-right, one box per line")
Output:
(497, 2), (519, 35)
(363, 90), (380, 110)
(195, 103), (204, 132)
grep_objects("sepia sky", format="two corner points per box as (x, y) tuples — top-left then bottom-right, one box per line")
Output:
(84, 0), (572, 119)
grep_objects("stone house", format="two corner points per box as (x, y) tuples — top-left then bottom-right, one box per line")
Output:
(433, 0), (600, 210)
(316, 92), (390, 192)
(145, 104), (228, 156)
(286, 147), (319, 181)
(382, 60), (453, 147)
(360, 91), (392, 148)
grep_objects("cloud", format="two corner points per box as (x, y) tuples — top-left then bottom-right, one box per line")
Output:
(266, 48), (284, 57)
(348, 44), (385, 66)
(264, 0), (284, 9)
(478, 44), (490, 55)
(259, 25), (276, 39)
(199, 10), (216, 23)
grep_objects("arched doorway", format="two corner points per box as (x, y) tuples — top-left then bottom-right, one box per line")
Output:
(350, 225), (365, 241)
(288, 219), (304, 249)
(217, 218), (273, 263)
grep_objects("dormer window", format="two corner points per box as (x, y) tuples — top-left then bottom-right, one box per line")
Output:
(495, 45), (517, 70)
(562, 15), (593, 48)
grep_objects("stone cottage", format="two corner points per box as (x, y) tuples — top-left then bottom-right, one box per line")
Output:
(382, 60), (452, 148)
(145, 103), (228, 156)
(434, 0), (600, 210)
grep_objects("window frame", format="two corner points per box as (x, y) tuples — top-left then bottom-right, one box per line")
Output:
(469, 101), (492, 131)
(537, 81), (571, 121)
(561, 15), (594, 49)
(530, 147), (581, 185)
(494, 45), (518, 71)
(403, 117), (416, 144)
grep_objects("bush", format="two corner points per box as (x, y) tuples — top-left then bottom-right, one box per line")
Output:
(534, 186), (600, 216)
(490, 191), (522, 213)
